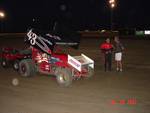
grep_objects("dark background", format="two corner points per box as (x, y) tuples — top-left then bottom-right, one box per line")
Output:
(0, 0), (150, 32)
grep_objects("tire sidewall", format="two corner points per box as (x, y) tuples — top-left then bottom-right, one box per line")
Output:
(19, 60), (30, 77)
(19, 59), (36, 77)
(86, 67), (94, 78)
(55, 68), (73, 87)
(13, 60), (20, 71)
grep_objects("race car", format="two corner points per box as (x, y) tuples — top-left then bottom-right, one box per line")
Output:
(1, 26), (94, 87)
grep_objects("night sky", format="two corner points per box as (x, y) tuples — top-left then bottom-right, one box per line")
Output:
(0, 0), (150, 32)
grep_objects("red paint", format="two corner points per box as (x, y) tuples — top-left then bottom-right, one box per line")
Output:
(119, 100), (126, 105)
(111, 98), (137, 105)
(111, 100), (117, 105)
(1, 47), (30, 61)
(127, 99), (137, 105)
(100, 42), (113, 50)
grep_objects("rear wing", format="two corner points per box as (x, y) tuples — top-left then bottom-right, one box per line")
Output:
(25, 28), (80, 54)
(68, 54), (94, 72)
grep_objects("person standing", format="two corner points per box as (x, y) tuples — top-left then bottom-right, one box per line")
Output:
(114, 36), (124, 72)
(100, 38), (113, 71)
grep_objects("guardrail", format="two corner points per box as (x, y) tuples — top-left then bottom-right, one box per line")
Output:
(79, 31), (118, 38)
(0, 31), (118, 38)
(0, 33), (25, 37)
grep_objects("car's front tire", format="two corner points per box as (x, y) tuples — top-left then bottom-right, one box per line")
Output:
(55, 67), (73, 87)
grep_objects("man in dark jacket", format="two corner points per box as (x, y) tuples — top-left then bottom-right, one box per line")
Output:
(100, 38), (113, 71)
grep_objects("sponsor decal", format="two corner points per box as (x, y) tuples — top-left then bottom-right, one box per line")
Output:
(69, 59), (80, 68)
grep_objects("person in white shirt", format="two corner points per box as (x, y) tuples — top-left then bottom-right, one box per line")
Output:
(114, 36), (124, 72)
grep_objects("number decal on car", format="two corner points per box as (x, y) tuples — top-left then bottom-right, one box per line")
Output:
(27, 29), (53, 54)
(27, 29), (37, 45)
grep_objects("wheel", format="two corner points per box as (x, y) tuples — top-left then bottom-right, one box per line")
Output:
(55, 67), (73, 87)
(13, 60), (20, 71)
(19, 59), (36, 77)
(86, 67), (94, 78)
(1, 59), (9, 68)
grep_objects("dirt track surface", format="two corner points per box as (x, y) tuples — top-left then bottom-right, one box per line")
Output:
(0, 36), (150, 113)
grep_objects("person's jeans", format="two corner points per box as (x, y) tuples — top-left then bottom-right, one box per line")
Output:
(104, 53), (112, 71)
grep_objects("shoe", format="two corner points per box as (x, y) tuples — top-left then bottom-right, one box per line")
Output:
(116, 68), (119, 72)
(120, 69), (123, 72)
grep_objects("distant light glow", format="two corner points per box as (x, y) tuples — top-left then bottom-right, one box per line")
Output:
(144, 30), (150, 35)
(0, 11), (5, 18)
(111, 4), (115, 8)
(109, 0), (116, 8)
(109, 0), (115, 4)
(101, 30), (106, 33)
(136, 31), (144, 36)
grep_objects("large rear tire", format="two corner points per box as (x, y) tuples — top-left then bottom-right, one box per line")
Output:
(55, 68), (73, 87)
(19, 59), (36, 77)
(86, 67), (94, 78)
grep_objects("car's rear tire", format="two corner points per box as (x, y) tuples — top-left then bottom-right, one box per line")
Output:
(13, 60), (20, 71)
(55, 67), (73, 87)
(86, 67), (94, 78)
(19, 59), (36, 77)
